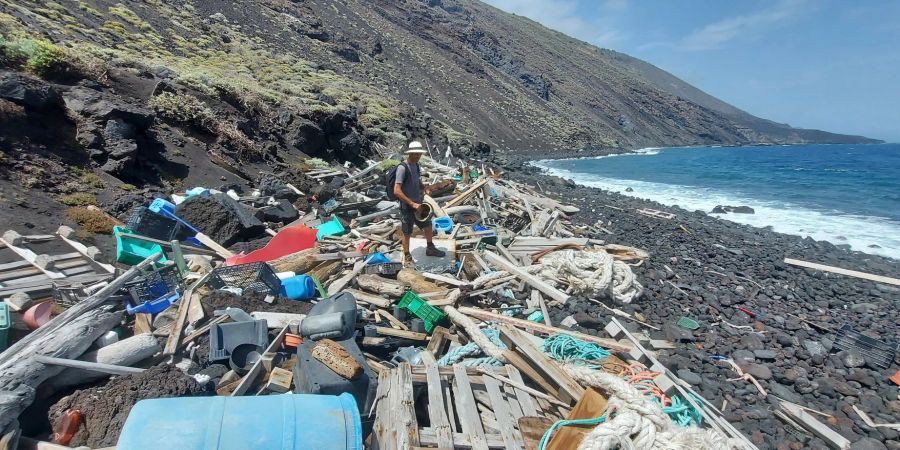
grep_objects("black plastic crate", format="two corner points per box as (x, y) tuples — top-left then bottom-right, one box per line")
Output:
(208, 262), (280, 295)
(363, 262), (403, 277)
(124, 265), (183, 301)
(833, 324), (898, 369)
(126, 206), (181, 241)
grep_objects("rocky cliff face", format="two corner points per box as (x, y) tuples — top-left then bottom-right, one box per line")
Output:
(0, 0), (878, 157)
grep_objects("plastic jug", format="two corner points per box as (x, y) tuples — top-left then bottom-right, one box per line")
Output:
(116, 393), (362, 450)
(280, 275), (316, 301)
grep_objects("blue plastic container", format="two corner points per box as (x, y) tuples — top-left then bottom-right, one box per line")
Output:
(117, 393), (362, 450)
(280, 275), (316, 300)
(315, 215), (346, 240)
(125, 291), (179, 315)
(148, 198), (177, 215)
(432, 216), (453, 233)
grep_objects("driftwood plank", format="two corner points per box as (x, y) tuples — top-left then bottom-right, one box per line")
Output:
(453, 364), (489, 450)
(372, 370), (395, 449)
(425, 360), (454, 448)
(482, 374), (523, 449)
(396, 363), (420, 448)
(499, 325), (584, 404)
(784, 257), (900, 286)
(507, 366), (539, 416)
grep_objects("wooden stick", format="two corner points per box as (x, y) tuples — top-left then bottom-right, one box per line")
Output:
(784, 258), (900, 286)
(34, 355), (144, 376)
(482, 251), (570, 304)
(195, 233), (234, 258)
(476, 368), (569, 407)
(375, 326), (428, 341)
(458, 307), (632, 353)
(162, 272), (212, 356)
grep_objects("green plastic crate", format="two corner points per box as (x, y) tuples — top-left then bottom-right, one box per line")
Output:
(0, 302), (10, 351)
(114, 226), (168, 267)
(397, 291), (445, 333)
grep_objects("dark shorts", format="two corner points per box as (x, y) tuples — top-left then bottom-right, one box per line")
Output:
(400, 206), (430, 235)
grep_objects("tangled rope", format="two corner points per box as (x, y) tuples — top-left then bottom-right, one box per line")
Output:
(525, 250), (643, 303)
(437, 328), (506, 367)
(561, 365), (742, 450)
(542, 334), (610, 368)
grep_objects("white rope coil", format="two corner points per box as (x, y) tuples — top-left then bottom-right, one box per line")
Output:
(526, 250), (643, 303)
(564, 365), (741, 450)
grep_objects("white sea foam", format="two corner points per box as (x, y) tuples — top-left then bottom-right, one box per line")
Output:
(535, 162), (900, 260)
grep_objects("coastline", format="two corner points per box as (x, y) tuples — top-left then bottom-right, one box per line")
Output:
(522, 145), (900, 260)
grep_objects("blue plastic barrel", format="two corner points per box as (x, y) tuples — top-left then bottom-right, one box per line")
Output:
(280, 274), (316, 300)
(116, 393), (362, 450)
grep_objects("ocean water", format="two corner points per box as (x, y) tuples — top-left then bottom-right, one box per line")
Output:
(534, 144), (900, 259)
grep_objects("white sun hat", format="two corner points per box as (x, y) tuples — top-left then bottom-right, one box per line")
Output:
(405, 141), (427, 154)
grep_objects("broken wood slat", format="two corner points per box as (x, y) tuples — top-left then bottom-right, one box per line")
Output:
(345, 288), (392, 308)
(393, 363), (420, 448)
(162, 272), (211, 356)
(181, 314), (229, 346)
(506, 366), (539, 416)
(377, 309), (410, 331)
(56, 226), (115, 273)
(444, 178), (490, 208)
(458, 307), (632, 353)
(423, 271), (472, 288)
(784, 258), (900, 286)
(779, 401), (850, 450)
(499, 325), (584, 404)
(482, 251), (570, 304)
(453, 364), (490, 450)
(482, 374), (524, 449)
(194, 233), (234, 258)
(635, 208), (675, 220)
(134, 313), (152, 334)
(373, 370), (394, 448)
(425, 359), (454, 448)
(476, 367), (567, 409)
(231, 325), (288, 397)
(375, 326), (428, 341)
(418, 429), (508, 449)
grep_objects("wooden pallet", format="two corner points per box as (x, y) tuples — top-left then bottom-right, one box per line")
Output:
(0, 228), (115, 304)
(374, 361), (565, 450)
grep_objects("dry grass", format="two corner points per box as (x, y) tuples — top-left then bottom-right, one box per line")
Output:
(65, 207), (115, 234)
(59, 192), (96, 206)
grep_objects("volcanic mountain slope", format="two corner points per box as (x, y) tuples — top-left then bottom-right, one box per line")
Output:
(0, 0), (877, 155)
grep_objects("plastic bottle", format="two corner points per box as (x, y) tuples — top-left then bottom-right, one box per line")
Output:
(51, 409), (82, 445)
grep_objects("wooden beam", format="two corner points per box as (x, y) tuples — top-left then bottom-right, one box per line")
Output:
(458, 307), (632, 353)
(784, 258), (900, 286)
(453, 364), (490, 450)
(375, 326), (428, 341)
(231, 325), (288, 396)
(34, 355), (144, 376)
(498, 325), (584, 404)
(780, 401), (850, 449)
(482, 251), (569, 304)
(162, 272), (212, 356)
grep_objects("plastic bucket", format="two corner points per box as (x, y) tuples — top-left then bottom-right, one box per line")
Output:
(432, 216), (453, 233)
(117, 393), (363, 450)
(279, 275), (316, 300)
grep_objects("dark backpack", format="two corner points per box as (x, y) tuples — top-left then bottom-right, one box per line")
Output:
(384, 162), (409, 201)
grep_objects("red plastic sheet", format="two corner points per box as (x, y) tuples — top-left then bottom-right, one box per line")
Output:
(225, 224), (317, 266)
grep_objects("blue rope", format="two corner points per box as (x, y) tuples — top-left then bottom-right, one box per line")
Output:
(437, 328), (506, 367)
(537, 414), (608, 450)
(660, 393), (704, 427)
(541, 333), (610, 368)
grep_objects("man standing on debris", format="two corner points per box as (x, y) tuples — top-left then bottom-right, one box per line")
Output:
(395, 141), (446, 263)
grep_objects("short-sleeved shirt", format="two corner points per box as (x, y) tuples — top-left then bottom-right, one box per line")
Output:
(395, 162), (423, 206)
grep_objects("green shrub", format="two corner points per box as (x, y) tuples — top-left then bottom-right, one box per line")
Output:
(0, 36), (106, 81)
(149, 92), (216, 127)
(79, 172), (104, 188)
(59, 192), (97, 206)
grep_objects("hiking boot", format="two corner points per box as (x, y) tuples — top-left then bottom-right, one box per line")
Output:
(403, 253), (415, 267)
(425, 245), (446, 257)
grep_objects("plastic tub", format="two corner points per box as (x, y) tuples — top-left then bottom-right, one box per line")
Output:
(279, 275), (316, 301)
(432, 216), (453, 233)
(114, 227), (169, 267)
(315, 215), (346, 240)
(116, 393), (363, 450)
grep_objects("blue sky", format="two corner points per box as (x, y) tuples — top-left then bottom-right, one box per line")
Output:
(483, 0), (900, 142)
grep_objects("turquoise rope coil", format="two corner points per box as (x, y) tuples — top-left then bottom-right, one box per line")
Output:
(541, 333), (611, 368)
(537, 414), (608, 450)
(437, 327), (507, 367)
